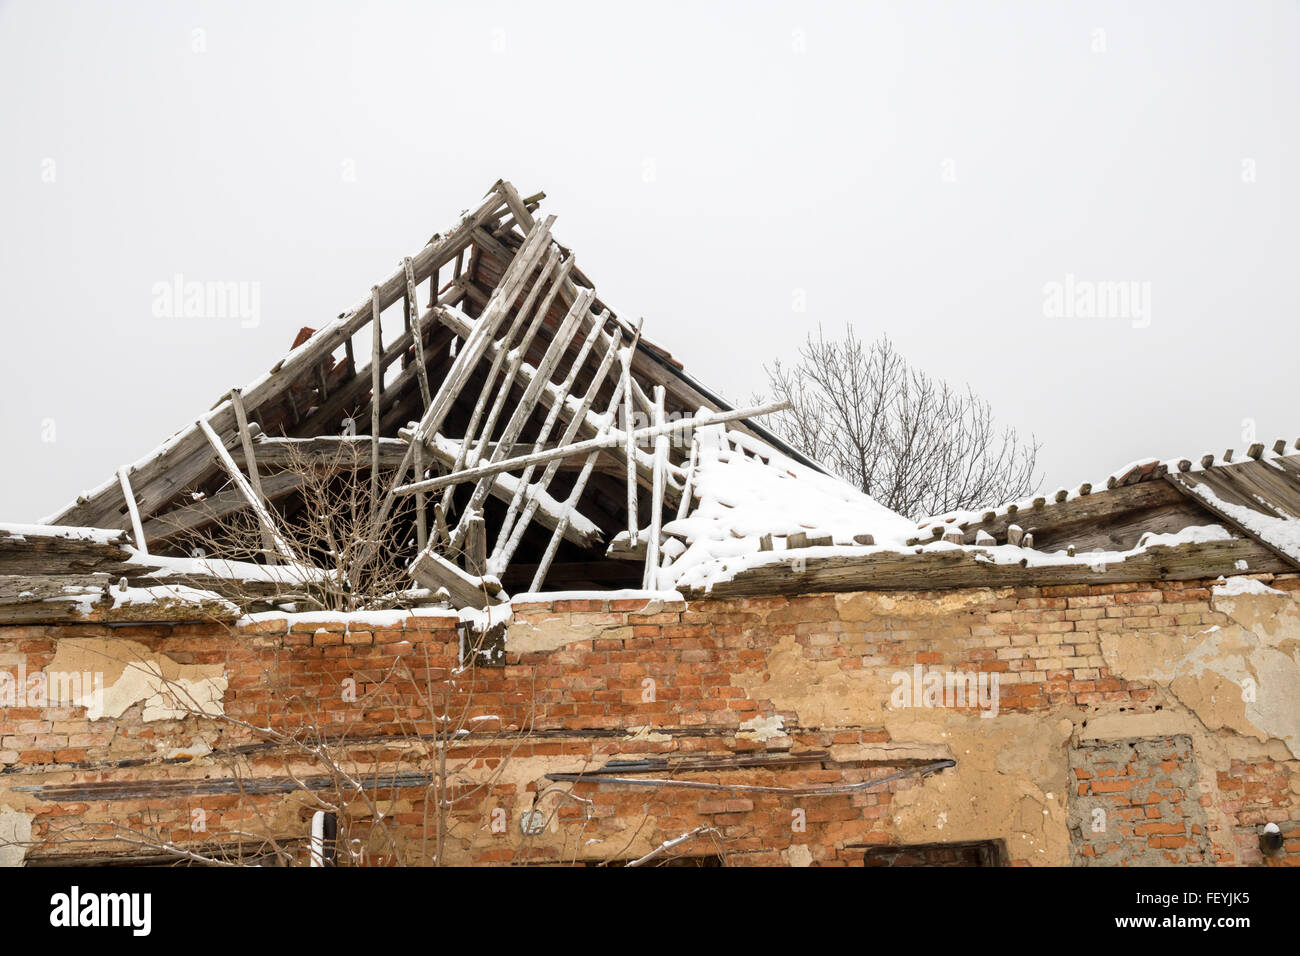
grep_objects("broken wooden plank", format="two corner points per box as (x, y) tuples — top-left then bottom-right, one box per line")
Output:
(643, 385), (668, 590)
(116, 468), (147, 556)
(197, 419), (296, 563)
(0, 526), (132, 576)
(1166, 471), (1300, 570)
(403, 256), (432, 411)
(395, 400), (790, 498)
(464, 513), (487, 576)
(409, 548), (504, 609)
(230, 387), (275, 563)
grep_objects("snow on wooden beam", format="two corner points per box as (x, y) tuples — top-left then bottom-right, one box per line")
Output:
(490, 322), (623, 575)
(697, 537), (1290, 598)
(643, 385), (668, 589)
(392, 400), (791, 499)
(429, 301), (679, 495)
(397, 430), (605, 551)
(116, 467), (147, 556)
(409, 548), (505, 610)
(449, 287), (595, 549)
(403, 256), (433, 411)
(622, 319), (642, 544)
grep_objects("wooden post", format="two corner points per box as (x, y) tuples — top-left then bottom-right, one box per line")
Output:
(117, 467), (147, 555)
(403, 257), (432, 411)
(433, 501), (450, 545)
(197, 419), (296, 563)
(369, 286), (383, 499)
(622, 324), (640, 544)
(643, 386), (668, 590)
(465, 513), (486, 576)
(230, 387), (275, 563)
(675, 431), (699, 521)
(401, 278), (411, 364)
(413, 438), (427, 552)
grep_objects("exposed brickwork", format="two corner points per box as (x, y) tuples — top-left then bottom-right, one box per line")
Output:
(1218, 759), (1300, 866)
(1, 574), (1297, 866)
(1068, 735), (1215, 865)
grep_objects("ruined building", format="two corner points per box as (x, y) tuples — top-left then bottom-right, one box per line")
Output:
(1, 181), (1297, 866)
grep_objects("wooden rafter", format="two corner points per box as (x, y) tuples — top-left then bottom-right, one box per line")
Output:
(50, 186), (512, 532)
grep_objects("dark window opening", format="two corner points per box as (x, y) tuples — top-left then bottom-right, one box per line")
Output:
(862, 839), (1007, 867)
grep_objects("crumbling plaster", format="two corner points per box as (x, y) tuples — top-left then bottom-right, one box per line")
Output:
(44, 637), (227, 722)
(502, 584), (1299, 864)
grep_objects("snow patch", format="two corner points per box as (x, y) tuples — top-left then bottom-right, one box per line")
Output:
(1212, 576), (1284, 598)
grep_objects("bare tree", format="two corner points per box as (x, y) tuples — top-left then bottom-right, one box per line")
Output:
(175, 441), (420, 614)
(764, 327), (1040, 518)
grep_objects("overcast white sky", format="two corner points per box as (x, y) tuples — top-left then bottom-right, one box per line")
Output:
(1, 0), (1296, 522)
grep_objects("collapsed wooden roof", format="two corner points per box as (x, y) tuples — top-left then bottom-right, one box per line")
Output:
(38, 180), (797, 607)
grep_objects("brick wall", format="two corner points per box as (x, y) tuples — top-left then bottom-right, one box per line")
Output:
(1069, 735), (1215, 865)
(2, 575), (1297, 866)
